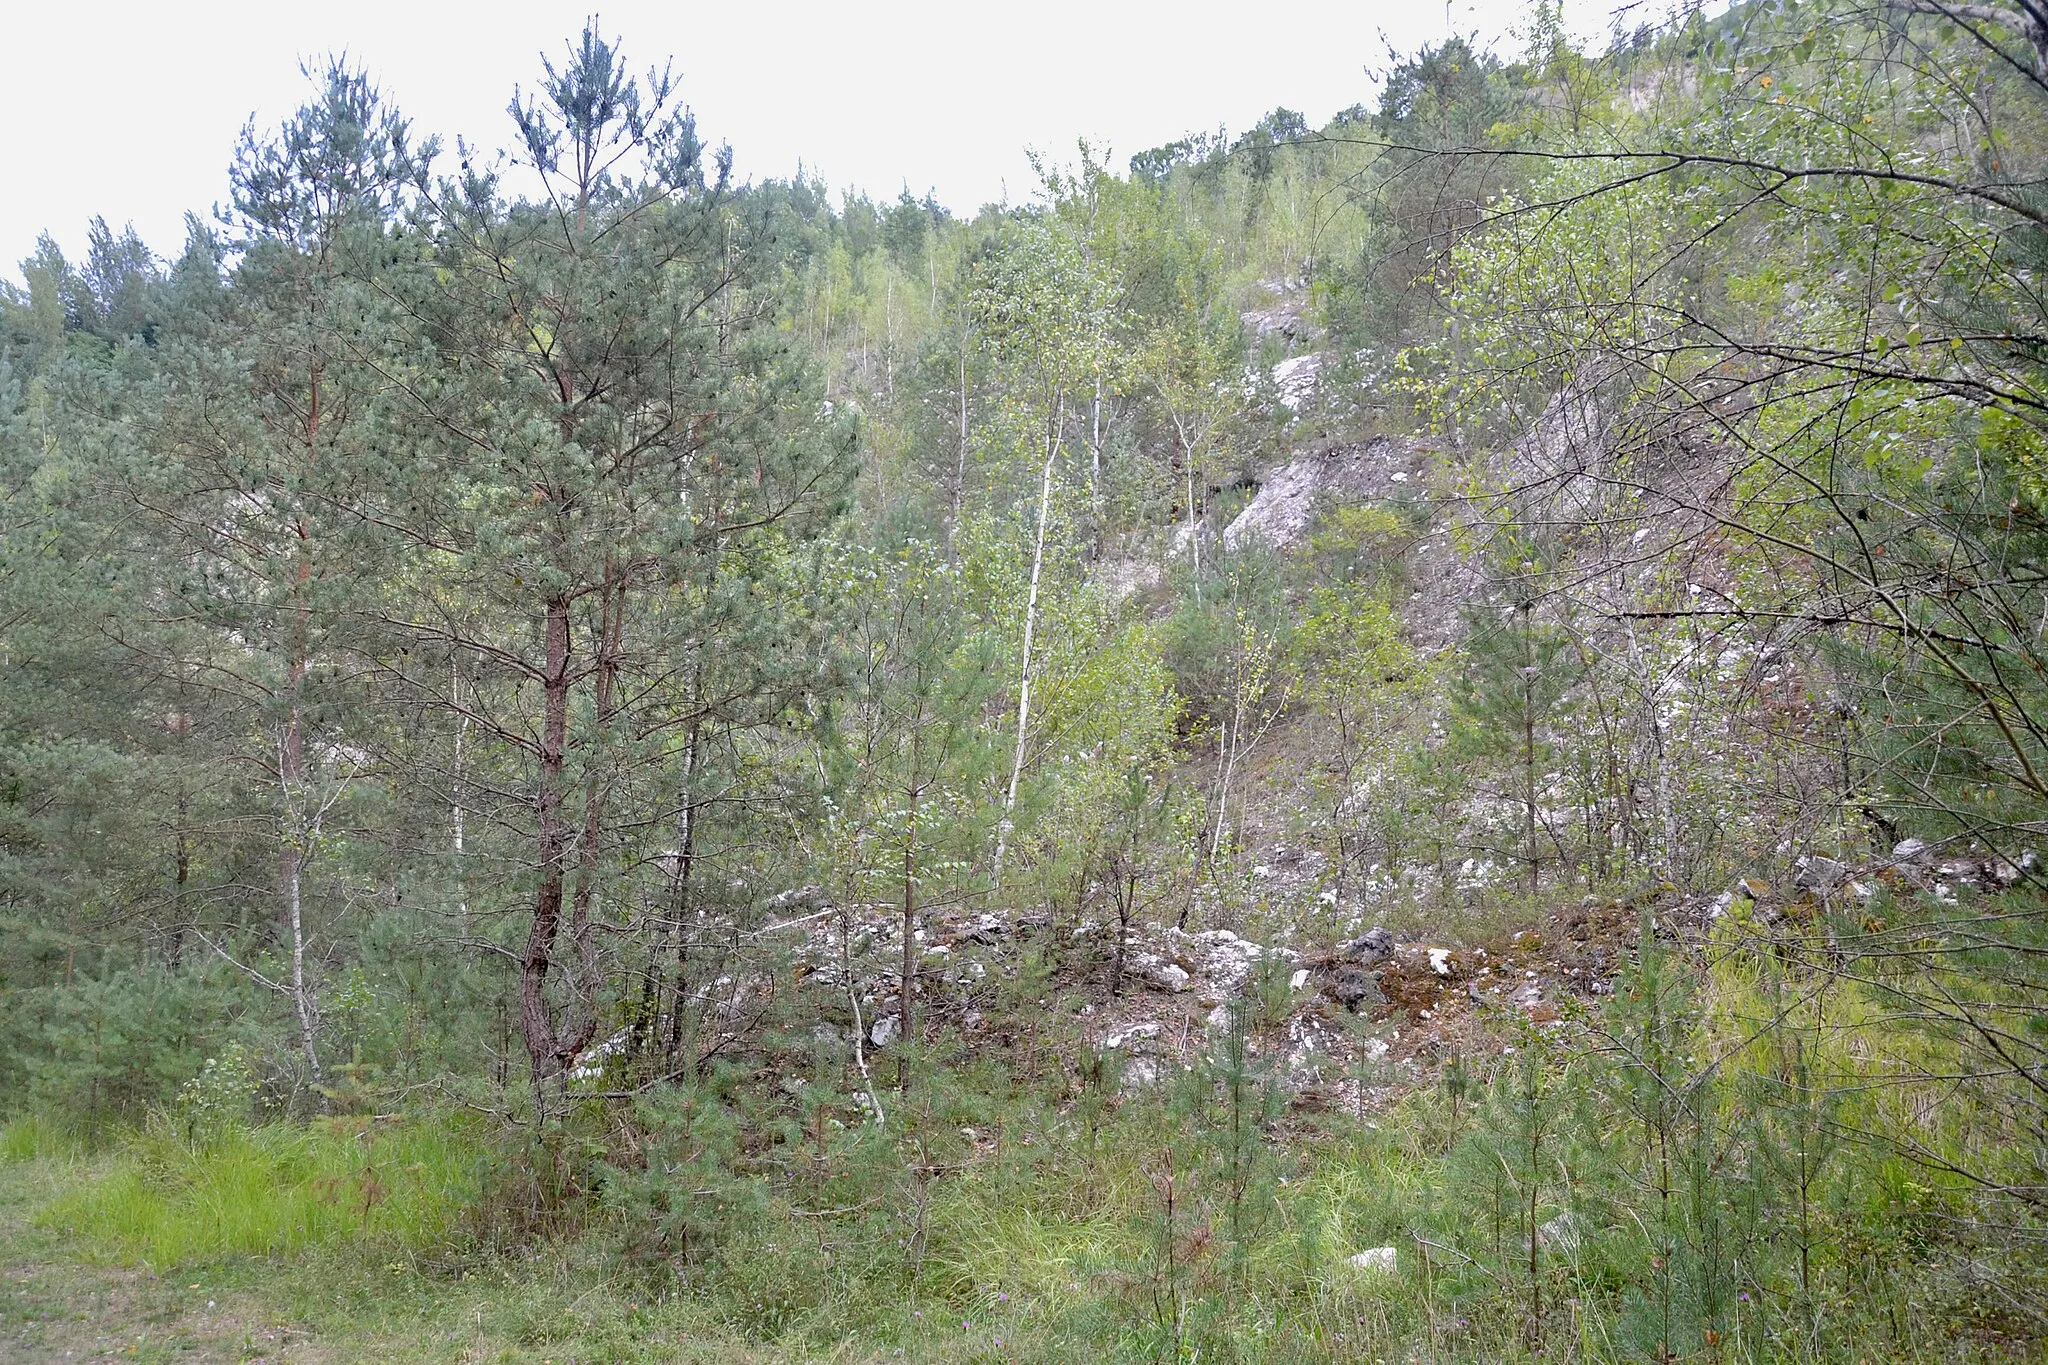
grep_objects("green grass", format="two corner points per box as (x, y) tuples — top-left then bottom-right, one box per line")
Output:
(0, 1113), (81, 1164)
(36, 1112), (491, 1267)
(5, 963), (2045, 1364)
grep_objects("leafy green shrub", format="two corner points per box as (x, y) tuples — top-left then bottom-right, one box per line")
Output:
(1158, 549), (1293, 730)
(168, 1042), (263, 1146)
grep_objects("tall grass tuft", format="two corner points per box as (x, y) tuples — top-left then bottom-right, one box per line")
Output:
(41, 1112), (493, 1266)
(0, 1113), (83, 1163)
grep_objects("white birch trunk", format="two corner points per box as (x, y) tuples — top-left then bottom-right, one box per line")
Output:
(452, 659), (469, 917)
(287, 843), (321, 1086)
(992, 396), (1065, 888)
(278, 738), (322, 1089)
(1090, 375), (1102, 515)
(951, 340), (970, 554)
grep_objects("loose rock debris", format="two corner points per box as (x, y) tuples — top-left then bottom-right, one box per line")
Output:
(569, 844), (2037, 1117)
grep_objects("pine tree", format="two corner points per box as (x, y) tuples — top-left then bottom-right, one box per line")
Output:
(80, 62), (422, 1095)
(1597, 921), (1742, 1361)
(1450, 547), (1579, 901)
(363, 23), (850, 1099)
(1445, 1026), (1577, 1352)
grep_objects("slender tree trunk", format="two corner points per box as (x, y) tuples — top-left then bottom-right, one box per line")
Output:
(452, 657), (469, 917)
(661, 714), (703, 1066)
(560, 568), (626, 1068)
(167, 674), (194, 968)
(950, 327), (970, 563)
(285, 822), (321, 1087)
(992, 394), (1064, 889)
(281, 366), (322, 1091)
(1178, 420), (1204, 594)
(278, 709), (321, 1090)
(1525, 685), (1539, 901)
(1522, 606), (1540, 900)
(1110, 857), (1134, 997)
(522, 590), (573, 1085)
(898, 721), (922, 1091)
(169, 799), (189, 969)
(1090, 375), (1103, 550)
(1210, 695), (1240, 868)
(1527, 1162), (1543, 1348)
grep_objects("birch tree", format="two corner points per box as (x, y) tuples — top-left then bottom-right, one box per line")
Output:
(970, 220), (1117, 889)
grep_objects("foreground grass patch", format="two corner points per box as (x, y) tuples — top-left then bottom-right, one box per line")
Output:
(39, 1113), (491, 1267)
(0, 1113), (82, 1163)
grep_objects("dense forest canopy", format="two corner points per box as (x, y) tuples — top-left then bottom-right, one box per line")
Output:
(2, 2), (2046, 1359)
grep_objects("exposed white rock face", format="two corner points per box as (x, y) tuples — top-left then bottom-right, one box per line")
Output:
(1120, 1057), (1162, 1089)
(1148, 962), (1192, 993)
(1272, 352), (1325, 408)
(1184, 929), (1266, 993)
(1240, 278), (1316, 343)
(1104, 1022), (1162, 1050)
(1221, 436), (1423, 554)
(1091, 556), (1164, 607)
(1342, 927), (1396, 963)
(567, 1029), (630, 1084)
(1794, 854), (1850, 892)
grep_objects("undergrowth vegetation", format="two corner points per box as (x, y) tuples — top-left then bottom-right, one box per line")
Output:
(6, 904), (2038, 1361)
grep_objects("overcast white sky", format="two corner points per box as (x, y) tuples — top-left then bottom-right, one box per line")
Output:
(4, 0), (1646, 279)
